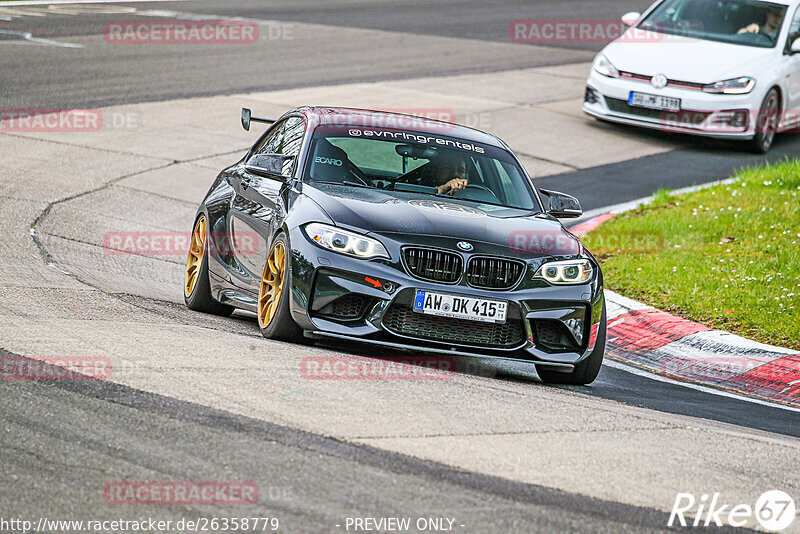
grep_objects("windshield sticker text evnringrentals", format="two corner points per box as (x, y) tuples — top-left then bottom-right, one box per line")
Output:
(347, 128), (485, 154)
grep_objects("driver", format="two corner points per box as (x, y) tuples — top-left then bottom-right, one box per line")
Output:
(737, 6), (783, 39)
(418, 150), (469, 195)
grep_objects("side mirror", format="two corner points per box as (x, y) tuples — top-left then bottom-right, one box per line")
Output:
(245, 153), (295, 181)
(539, 189), (582, 218)
(790, 36), (800, 54)
(621, 11), (641, 26)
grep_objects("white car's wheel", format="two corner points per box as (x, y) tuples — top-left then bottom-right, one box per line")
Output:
(749, 88), (780, 154)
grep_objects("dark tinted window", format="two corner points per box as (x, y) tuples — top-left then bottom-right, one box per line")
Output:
(251, 116), (305, 176)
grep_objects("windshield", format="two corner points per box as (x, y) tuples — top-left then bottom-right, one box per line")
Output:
(638, 0), (787, 48)
(304, 127), (538, 211)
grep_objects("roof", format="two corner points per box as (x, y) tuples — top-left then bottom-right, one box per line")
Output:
(293, 106), (509, 149)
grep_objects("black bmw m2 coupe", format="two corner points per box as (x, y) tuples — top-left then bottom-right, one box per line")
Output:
(184, 107), (607, 384)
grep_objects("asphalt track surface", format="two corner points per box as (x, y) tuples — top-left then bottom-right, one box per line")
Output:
(1, 1), (798, 532)
(0, 350), (694, 534)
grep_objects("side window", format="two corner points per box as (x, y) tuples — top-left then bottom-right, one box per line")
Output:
(490, 159), (534, 210)
(787, 5), (800, 47)
(279, 117), (305, 175)
(251, 120), (285, 158)
(250, 116), (306, 176)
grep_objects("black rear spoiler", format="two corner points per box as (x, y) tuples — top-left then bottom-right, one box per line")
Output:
(241, 108), (275, 131)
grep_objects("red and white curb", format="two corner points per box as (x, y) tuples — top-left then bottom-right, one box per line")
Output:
(565, 183), (799, 409)
(603, 290), (800, 408)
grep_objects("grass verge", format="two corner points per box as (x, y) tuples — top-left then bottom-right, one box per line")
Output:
(582, 160), (800, 350)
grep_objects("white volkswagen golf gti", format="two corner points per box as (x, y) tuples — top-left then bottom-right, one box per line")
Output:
(584, 0), (800, 152)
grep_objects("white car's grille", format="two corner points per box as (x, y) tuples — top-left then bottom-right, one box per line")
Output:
(619, 71), (704, 91)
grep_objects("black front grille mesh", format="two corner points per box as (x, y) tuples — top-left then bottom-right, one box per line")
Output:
(466, 257), (524, 289)
(331, 294), (366, 318)
(604, 97), (711, 123)
(383, 303), (524, 348)
(605, 97), (665, 120)
(533, 319), (580, 352)
(403, 247), (462, 283)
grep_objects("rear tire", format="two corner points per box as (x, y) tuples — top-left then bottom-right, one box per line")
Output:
(748, 88), (780, 154)
(257, 232), (304, 342)
(184, 214), (235, 317)
(537, 305), (606, 385)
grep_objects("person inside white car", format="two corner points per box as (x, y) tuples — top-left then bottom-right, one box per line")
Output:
(737, 5), (784, 40)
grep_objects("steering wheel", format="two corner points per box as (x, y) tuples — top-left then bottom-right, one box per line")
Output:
(458, 184), (492, 193)
(737, 31), (773, 46)
(451, 184), (501, 203)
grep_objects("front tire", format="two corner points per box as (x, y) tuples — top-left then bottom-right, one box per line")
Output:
(537, 306), (606, 385)
(184, 214), (235, 316)
(257, 232), (304, 342)
(748, 88), (780, 154)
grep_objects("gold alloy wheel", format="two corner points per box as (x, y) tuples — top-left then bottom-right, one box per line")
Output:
(258, 240), (286, 329)
(184, 215), (206, 298)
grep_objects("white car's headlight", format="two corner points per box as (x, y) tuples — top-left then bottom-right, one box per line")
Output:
(702, 77), (755, 95)
(304, 223), (389, 259)
(592, 54), (619, 78)
(534, 259), (593, 285)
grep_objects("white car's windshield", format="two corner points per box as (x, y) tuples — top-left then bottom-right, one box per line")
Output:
(638, 0), (788, 48)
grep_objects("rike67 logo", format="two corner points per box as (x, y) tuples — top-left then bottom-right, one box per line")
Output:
(670, 490), (796, 531)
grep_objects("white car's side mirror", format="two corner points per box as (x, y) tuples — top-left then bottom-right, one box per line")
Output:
(621, 11), (641, 26)
(791, 38), (800, 54)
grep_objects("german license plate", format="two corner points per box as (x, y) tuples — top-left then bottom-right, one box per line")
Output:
(628, 91), (680, 111)
(413, 290), (507, 324)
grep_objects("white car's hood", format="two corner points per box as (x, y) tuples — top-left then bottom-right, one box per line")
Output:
(604, 32), (774, 84)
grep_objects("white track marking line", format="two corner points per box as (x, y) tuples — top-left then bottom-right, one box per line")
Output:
(569, 178), (737, 226)
(0, 29), (83, 46)
(603, 359), (800, 413)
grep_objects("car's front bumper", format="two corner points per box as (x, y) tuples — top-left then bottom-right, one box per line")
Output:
(288, 227), (605, 368)
(583, 70), (760, 140)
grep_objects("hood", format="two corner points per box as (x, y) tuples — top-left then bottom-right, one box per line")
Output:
(604, 32), (773, 84)
(303, 183), (582, 258)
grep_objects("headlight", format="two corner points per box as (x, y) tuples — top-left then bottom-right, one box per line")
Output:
(702, 77), (755, 95)
(592, 54), (619, 78)
(303, 223), (389, 259)
(534, 259), (593, 285)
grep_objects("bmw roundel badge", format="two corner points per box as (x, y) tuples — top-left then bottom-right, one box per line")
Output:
(457, 241), (473, 251)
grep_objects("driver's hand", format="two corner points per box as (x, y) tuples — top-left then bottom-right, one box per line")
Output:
(438, 178), (468, 195)
(738, 23), (760, 34)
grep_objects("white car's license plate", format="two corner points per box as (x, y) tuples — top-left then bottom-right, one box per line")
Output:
(628, 91), (680, 111)
(413, 290), (507, 324)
